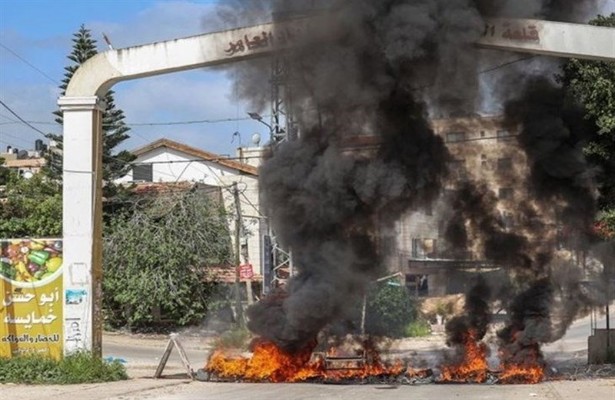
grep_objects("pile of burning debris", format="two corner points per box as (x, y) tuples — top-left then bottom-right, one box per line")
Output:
(198, 331), (545, 385)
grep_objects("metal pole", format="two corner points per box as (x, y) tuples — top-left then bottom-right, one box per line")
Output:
(606, 271), (611, 352)
(232, 182), (244, 327)
(360, 293), (367, 335)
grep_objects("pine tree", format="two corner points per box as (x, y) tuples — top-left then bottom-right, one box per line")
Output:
(45, 25), (135, 191)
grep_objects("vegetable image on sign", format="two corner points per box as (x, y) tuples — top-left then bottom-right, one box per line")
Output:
(0, 239), (62, 285)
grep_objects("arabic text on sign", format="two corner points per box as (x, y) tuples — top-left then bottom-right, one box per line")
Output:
(238, 264), (254, 280)
(4, 312), (58, 325)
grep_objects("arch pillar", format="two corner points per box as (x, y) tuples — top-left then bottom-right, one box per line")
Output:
(59, 96), (105, 356)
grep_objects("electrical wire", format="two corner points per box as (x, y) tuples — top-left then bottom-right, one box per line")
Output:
(0, 99), (48, 138)
(0, 131), (38, 147)
(0, 42), (59, 85)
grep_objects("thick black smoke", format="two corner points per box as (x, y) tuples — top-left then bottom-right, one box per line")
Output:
(444, 182), (538, 271)
(445, 276), (491, 346)
(498, 279), (552, 366)
(222, 0), (491, 351)
(504, 77), (597, 236)
(213, 0), (611, 355)
(443, 70), (604, 359)
(475, 0), (602, 21)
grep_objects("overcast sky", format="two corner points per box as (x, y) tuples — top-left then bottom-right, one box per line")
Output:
(0, 0), (269, 157)
(1, 0), (613, 158)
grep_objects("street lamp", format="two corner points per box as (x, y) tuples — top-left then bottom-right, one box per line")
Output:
(248, 112), (272, 128)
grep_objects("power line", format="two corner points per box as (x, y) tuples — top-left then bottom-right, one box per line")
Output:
(479, 55), (536, 74)
(0, 42), (59, 85)
(0, 114), (272, 128)
(0, 99), (48, 138)
(445, 133), (520, 144)
(131, 155), (262, 166)
(0, 120), (55, 126)
(0, 131), (36, 147)
(126, 115), (270, 126)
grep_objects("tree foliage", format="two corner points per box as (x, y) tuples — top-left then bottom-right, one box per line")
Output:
(45, 24), (135, 192)
(103, 188), (233, 329)
(364, 282), (418, 338)
(0, 173), (62, 238)
(557, 13), (615, 211)
(0, 157), (10, 186)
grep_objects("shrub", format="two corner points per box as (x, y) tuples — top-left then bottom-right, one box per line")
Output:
(405, 319), (431, 337)
(0, 352), (127, 384)
(364, 282), (418, 338)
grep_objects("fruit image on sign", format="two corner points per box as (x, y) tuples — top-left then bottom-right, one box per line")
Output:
(0, 239), (63, 284)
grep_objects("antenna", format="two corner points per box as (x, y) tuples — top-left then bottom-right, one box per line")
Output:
(102, 33), (114, 50)
(251, 132), (261, 146)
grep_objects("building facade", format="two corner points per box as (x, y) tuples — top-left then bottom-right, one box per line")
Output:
(393, 115), (548, 296)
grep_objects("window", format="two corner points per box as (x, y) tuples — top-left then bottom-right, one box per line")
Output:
(480, 154), (487, 168)
(132, 164), (153, 182)
(498, 187), (513, 200)
(480, 130), (486, 138)
(500, 211), (515, 230)
(497, 157), (513, 171)
(406, 274), (429, 296)
(446, 131), (466, 143)
(449, 159), (465, 169)
(411, 238), (437, 259)
(497, 129), (513, 142)
(449, 159), (467, 180)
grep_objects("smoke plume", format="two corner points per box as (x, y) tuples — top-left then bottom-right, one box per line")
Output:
(220, 0), (490, 351)
(213, 0), (612, 355)
(445, 276), (491, 346)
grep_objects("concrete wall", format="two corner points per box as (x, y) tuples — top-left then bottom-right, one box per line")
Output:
(588, 329), (615, 364)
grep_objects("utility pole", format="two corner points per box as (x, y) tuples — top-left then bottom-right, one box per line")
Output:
(232, 182), (245, 327)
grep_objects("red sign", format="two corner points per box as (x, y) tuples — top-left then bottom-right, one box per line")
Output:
(238, 264), (254, 280)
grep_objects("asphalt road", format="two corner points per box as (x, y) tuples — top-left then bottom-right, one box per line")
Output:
(3, 378), (613, 400)
(101, 306), (615, 378)
(2, 309), (613, 399)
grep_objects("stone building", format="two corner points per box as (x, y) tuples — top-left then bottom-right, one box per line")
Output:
(393, 115), (553, 297)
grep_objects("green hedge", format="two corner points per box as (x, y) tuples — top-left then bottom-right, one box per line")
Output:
(0, 352), (127, 384)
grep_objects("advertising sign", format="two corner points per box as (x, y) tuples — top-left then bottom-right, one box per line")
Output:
(0, 239), (63, 359)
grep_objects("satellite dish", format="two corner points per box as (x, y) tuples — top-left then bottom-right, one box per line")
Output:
(17, 150), (28, 159)
(22, 171), (34, 179)
(251, 133), (261, 146)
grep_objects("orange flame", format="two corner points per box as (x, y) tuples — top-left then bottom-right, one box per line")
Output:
(499, 363), (544, 384)
(498, 345), (545, 384)
(440, 330), (489, 383)
(205, 338), (409, 383)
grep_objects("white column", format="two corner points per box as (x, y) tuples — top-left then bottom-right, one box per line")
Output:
(59, 96), (105, 356)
